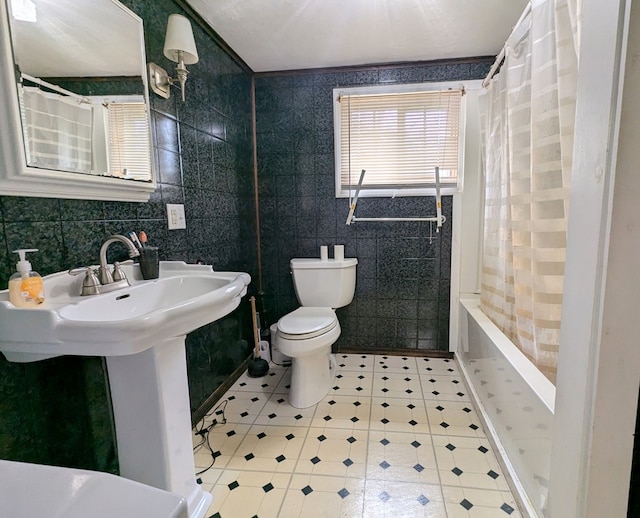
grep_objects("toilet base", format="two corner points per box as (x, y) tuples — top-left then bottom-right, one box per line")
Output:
(289, 347), (336, 408)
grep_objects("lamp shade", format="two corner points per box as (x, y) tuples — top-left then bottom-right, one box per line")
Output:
(163, 14), (199, 65)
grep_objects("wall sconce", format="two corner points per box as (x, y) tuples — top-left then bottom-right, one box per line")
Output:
(148, 14), (199, 102)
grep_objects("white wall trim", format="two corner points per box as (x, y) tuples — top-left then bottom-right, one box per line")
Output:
(549, 0), (632, 516)
(449, 85), (482, 352)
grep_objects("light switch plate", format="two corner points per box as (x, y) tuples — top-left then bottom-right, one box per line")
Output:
(166, 204), (186, 230)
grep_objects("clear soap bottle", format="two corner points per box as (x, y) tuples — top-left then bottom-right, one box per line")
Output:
(8, 248), (45, 308)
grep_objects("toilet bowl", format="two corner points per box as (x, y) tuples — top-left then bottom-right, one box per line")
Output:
(275, 256), (357, 408)
(276, 307), (341, 408)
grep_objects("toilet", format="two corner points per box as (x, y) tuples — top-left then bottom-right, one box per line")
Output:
(275, 256), (358, 408)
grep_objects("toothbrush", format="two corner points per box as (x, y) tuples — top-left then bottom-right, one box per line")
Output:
(139, 231), (148, 248)
(129, 231), (143, 250)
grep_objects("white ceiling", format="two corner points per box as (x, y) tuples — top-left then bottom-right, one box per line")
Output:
(186, 0), (529, 72)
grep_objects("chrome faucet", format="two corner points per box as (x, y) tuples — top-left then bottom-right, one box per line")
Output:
(98, 235), (140, 285)
(69, 235), (140, 296)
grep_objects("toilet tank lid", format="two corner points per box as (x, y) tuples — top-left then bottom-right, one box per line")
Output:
(290, 258), (357, 269)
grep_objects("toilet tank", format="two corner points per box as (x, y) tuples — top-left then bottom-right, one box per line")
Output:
(290, 258), (357, 308)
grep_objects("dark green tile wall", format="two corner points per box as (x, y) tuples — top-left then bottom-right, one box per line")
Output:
(255, 61), (491, 351)
(0, 0), (256, 473)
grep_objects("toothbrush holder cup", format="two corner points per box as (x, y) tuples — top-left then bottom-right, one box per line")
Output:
(138, 247), (159, 280)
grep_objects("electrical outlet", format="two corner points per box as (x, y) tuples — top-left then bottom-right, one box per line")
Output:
(166, 203), (186, 230)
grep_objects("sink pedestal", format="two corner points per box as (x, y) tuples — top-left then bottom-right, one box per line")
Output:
(106, 337), (211, 518)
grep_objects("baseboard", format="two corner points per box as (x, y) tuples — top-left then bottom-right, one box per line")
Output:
(337, 347), (453, 359)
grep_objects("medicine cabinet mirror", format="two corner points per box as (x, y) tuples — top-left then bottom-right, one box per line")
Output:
(0, 0), (156, 201)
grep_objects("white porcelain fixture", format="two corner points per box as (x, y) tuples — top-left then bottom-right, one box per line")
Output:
(275, 257), (357, 408)
(0, 261), (251, 518)
(0, 460), (187, 518)
(0, 261), (249, 362)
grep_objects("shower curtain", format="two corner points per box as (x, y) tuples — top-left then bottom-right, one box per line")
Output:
(479, 0), (578, 383)
(19, 86), (93, 174)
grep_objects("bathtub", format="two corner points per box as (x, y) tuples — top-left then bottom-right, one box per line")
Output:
(456, 295), (555, 518)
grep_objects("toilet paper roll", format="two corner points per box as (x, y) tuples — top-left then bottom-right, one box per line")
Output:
(334, 244), (344, 261)
(320, 245), (328, 261)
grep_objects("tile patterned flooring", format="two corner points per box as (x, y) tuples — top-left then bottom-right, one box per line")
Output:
(194, 354), (522, 518)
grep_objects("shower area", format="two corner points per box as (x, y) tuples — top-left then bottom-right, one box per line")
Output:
(456, 0), (640, 516)
(455, 1), (578, 516)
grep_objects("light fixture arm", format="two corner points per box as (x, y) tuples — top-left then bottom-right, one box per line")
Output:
(147, 56), (191, 102)
(175, 51), (188, 102)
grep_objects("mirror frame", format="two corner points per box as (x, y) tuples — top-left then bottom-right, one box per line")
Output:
(0, 0), (156, 202)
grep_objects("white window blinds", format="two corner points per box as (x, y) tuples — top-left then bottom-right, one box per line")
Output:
(337, 88), (462, 194)
(106, 101), (151, 180)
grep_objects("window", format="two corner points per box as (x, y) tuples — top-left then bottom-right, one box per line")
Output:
(334, 82), (465, 197)
(105, 100), (151, 181)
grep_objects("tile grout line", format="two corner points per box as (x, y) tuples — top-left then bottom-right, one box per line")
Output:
(357, 354), (374, 518)
(262, 365), (302, 518)
(416, 358), (451, 517)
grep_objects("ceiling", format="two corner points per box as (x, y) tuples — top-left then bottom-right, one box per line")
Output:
(186, 0), (529, 73)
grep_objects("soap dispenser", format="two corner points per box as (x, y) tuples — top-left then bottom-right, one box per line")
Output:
(8, 248), (45, 308)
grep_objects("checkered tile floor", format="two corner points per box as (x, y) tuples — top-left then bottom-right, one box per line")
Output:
(194, 354), (521, 518)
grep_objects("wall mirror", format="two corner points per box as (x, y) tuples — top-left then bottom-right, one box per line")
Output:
(0, 0), (156, 201)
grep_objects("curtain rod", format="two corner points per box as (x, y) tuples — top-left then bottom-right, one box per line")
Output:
(20, 72), (90, 103)
(482, 2), (532, 87)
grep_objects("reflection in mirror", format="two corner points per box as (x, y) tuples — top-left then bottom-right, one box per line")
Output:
(2, 0), (154, 193)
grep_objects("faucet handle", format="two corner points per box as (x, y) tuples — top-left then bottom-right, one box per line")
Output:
(112, 261), (128, 282)
(68, 267), (101, 296)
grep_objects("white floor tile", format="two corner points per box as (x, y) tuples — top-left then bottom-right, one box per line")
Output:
(193, 422), (249, 470)
(230, 367), (287, 394)
(373, 355), (419, 373)
(335, 353), (375, 372)
(366, 430), (440, 486)
(432, 435), (510, 491)
(296, 427), (368, 478)
(283, 474), (366, 518)
(272, 367), (292, 394)
(207, 470), (291, 518)
(226, 424), (308, 473)
(330, 371), (374, 397)
(425, 400), (486, 438)
(372, 373), (423, 399)
(311, 395), (372, 430)
(421, 374), (472, 402)
(220, 391), (268, 425)
(442, 486), (522, 517)
(363, 479), (447, 518)
(253, 392), (317, 427)
(370, 396), (430, 434)
(417, 357), (460, 375)
(195, 353), (521, 518)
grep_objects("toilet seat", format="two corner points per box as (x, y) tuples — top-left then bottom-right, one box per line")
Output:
(277, 307), (337, 340)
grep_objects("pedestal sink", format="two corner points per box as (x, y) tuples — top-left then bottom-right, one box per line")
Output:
(0, 261), (251, 518)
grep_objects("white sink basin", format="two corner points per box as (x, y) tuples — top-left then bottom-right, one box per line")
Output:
(0, 460), (187, 518)
(0, 261), (251, 362)
(0, 260), (251, 518)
